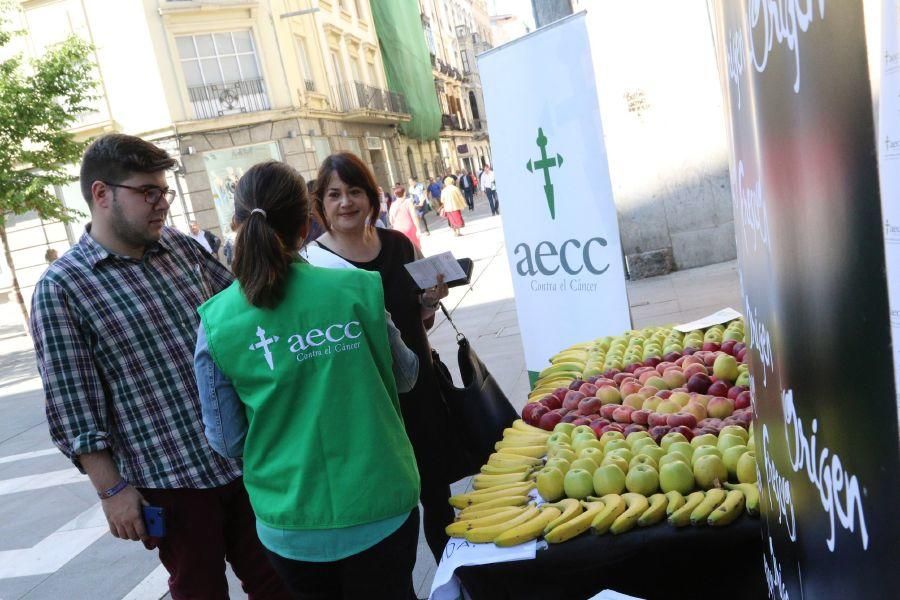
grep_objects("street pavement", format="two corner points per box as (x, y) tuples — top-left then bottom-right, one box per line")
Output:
(0, 194), (741, 599)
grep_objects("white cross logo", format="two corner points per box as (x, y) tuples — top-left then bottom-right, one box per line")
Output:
(249, 326), (279, 370)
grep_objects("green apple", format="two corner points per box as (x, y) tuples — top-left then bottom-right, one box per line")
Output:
(625, 464), (660, 495)
(737, 451), (758, 483)
(642, 396), (663, 412)
(720, 425), (749, 443)
(593, 463), (626, 495)
(667, 442), (694, 462)
(537, 466), (565, 501)
(630, 437), (658, 453)
(645, 376), (668, 391)
(554, 422), (576, 436)
(669, 391), (691, 407)
(577, 446), (604, 467)
(691, 433), (718, 449)
(722, 445), (749, 479)
(564, 468), (595, 500)
(658, 452), (689, 468)
(544, 457), (571, 474)
(570, 457), (600, 474)
(735, 371), (750, 387)
(546, 432), (571, 448)
(691, 445), (722, 466)
(636, 445), (666, 464)
(717, 433), (746, 453)
(549, 447), (576, 463)
(604, 439), (630, 454)
(573, 437), (604, 454)
(597, 386), (622, 405)
(693, 454), (728, 489)
(660, 432), (688, 452)
(713, 354), (739, 382)
(659, 460), (695, 494)
(599, 431), (625, 449)
(572, 425), (596, 439)
(608, 448), (634, 464)
(602, 454), (629, 475)
(656, 400), (680, 414)
(629, 454), (658, 471)
(626, 431), (651, 447)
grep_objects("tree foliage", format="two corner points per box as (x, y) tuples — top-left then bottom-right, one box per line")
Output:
(0, 3), (96, 227)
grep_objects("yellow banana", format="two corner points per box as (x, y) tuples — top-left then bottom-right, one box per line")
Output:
(464, 505), (540, 543)
(480, 463), (532, 475)
(725, 482), (760, 517)
(498, 445), (547, 459)
(668, 491), (705, 527)
(542, 498), (583, 533)
(487, 453), (543, 467)
(454, 505), (518, 521)
(445, 507), (526, 537)
(494, 507), (562, 547)
(610, 493), (649, 535)
(472, 471), (530, 490)
(511, 419), (551, 435)
(464, 481), (532, 496)
(457, 495), (531, 518)
(708, 489), (745, 527)
(495, 437), (549, 450)
(545, 501), (606, 543)
(590, 494), (626, 535)
(448, 482), (535, 508)
(637, 493), (668, 527)
(690, 488), (727, 525)
(539, 362), (585, 379)
(664, 491), (686, 516)
(503, 426), (550, 440)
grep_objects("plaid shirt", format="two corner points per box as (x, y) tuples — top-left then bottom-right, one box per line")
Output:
(31, 226), (243, 489)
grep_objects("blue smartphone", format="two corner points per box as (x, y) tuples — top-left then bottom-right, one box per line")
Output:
(142, 506), (166, 537)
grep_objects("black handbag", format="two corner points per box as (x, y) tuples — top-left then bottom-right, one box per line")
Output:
(431, 303), (519, 484)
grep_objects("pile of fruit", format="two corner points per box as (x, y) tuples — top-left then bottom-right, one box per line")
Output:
(445, 318), (761, 547)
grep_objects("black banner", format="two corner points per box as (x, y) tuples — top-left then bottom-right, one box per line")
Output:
(710, 1), (900, 597)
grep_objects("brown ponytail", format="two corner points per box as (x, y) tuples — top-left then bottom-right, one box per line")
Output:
(231, 161), (309, 308)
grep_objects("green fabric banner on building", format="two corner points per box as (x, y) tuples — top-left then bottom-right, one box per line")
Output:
(371, 0), (441, 140)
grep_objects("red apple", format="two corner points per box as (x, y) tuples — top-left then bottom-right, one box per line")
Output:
(686, 373), (712, 394)
(624, 363), (640, 374)
(612, 405), (635, 423)
(721, 340), (737, 355)
(733, 342), (746, 353)
(737, 348), (748, 363)
(606, 422), (625, 433)
(603, 368), (621, 379)
(643, 357), (661, 367)
(683, 363), (708, 380)
(538, 410), (563, 430)
(649, 425), (672, 443)
(663, 351), (681, 363)
(561, 413), (579, 423)
(552, 387), (569, 401)
(707, 396), (734, 419)
(656, 361), (675, 375)
(620, 380), (643, 397)
(594, 378), (617, 389)
(638, 386), (660, 399)
(683, 346), (698, 355)
(568, 379), (586, 390)
(623, 423), (648, 436)
(540, 395), (563, 411)
(655, 389), (673, 400)
(523, 402), (548, 424)
(600, 404), (620, 420)
(586, 376), (599, 384)
(579, 383), (599, 397)
(648, 412), (670, 428)
(571, 417), (591, 427)
(630, 409), (652, 425)
(702, 341), (721, 352)
(563, 391), (586, 411)
(669, 425), (695, 441)
(577, 397), (602, 416)
(733, 412), (753, 427)
(634, 366), (655, 379)
(666, 412), (698, 429)
(707, 380), (730, 398)
(589, 419), (608, 437)
(726, 386), (743, 400)
(734, 390), (752, 410)
(613, 372), (634, 386)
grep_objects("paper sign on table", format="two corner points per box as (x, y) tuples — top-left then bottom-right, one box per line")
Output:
(404, 251), (467, 290)
(673, 308), (743, 333)
(429, 538), (537, 600)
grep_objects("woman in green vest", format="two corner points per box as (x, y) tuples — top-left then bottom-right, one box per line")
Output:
(194, 161), (422, 599)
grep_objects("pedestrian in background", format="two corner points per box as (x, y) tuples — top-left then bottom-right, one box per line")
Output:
(480, 164), (499, 216)
(389, 185), (422, 250)
(440, 176), (467, 237)
(189, 219), (221, 258)
(306, 152), (455, 563)
(458, 170), (476, 211)
(30, 134), (288, 600)
(408, 177), (430, 236)
(427, 177), (443, 214)
(196, 161), (421, 599)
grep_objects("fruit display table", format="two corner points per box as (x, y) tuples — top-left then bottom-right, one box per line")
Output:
(455, 515), (765, 600)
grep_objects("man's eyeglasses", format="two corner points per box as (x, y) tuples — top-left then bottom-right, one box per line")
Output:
(102, 181), (176, 205)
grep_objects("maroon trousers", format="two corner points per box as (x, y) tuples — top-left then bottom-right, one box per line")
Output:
(139, 478), (290, 600)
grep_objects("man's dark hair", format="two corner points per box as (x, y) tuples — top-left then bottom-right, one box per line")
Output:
(79, 134), (177, 206)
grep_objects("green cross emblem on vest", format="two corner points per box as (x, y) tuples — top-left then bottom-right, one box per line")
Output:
(526, 127), (564, 219)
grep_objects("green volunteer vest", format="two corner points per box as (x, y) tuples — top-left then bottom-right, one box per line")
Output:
(198, 262), (420, 529)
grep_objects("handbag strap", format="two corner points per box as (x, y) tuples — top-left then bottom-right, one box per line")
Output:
(438, 302), (466, 342)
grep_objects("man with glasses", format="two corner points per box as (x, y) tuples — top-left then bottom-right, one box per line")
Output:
(30, 134), (288, 599)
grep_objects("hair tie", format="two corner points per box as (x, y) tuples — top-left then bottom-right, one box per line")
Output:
(250, 208), (267, 218)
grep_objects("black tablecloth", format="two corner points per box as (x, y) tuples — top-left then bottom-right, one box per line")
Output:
(455, 516), (767, 600)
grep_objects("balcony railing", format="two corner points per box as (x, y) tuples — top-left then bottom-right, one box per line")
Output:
(441, 113), (465, 131)
(187, 78), (270, 120)
(330, 81), (408, 115)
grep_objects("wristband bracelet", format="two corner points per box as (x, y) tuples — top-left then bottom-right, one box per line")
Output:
(98, 478), (128, 499)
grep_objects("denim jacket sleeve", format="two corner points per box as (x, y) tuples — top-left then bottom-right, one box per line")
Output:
(386, 311), (419, 393)
(194, 323), (248, 458)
